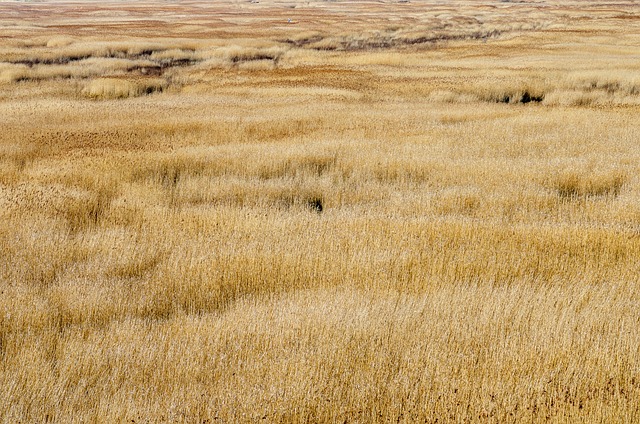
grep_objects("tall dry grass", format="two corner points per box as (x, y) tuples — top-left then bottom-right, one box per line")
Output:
(2, 0), (640, 422)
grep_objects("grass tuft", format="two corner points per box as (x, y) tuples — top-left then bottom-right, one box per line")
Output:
(82, 77), (167, 99)
(553, 171), (626, 200)
(62, 186), (116, 232)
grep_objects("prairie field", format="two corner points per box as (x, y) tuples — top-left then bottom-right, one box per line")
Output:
(2, 0), (640, 422)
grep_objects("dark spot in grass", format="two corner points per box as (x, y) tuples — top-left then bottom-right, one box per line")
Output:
(496, 91), (544, 104)
(230, 54), (279, 64)
(144, 85), (163, 95)
(308, 197), (323, 213)
(13, 55), (91, 66)
(521, 91), (544, 104)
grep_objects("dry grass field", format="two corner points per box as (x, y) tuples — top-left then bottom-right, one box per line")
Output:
(2, 0), (640, 422)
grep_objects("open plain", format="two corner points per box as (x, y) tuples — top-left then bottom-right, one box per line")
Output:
(1, 0), (640, 422)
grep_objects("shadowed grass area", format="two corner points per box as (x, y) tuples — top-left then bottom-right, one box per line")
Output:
(554, 170), (626, 200)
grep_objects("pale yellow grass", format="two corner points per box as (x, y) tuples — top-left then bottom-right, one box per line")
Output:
(2, 0), (640, 422)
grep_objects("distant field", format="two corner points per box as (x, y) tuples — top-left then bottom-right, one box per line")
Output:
(2, 0), (640, 422)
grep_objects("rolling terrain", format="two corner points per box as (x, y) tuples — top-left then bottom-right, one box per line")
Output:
(2, 0), (640, 422)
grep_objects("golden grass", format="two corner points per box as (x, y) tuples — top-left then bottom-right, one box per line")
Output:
(553, 170), (627, 200)
(82, 77), (167, 99)
(2, 0), (640, 422)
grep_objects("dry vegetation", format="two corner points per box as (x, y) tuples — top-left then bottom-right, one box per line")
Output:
(2, 0), (640, 422)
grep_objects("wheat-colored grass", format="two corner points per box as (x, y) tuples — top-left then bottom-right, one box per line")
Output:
(2, 0), (640, 422)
